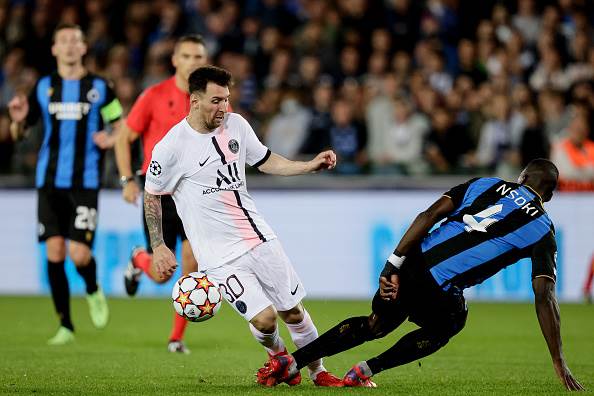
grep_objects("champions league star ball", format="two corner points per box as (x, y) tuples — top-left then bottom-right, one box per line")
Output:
(172, 272), (222, 322)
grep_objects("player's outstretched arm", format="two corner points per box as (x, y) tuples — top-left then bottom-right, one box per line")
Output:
(257, 150), (336, 176)
(144, 191), (177, 278)
(533, 277), (584, 391)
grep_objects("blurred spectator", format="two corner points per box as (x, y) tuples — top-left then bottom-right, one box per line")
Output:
(519, 104), (550, 167)
(373, 95), (429, 174)
(473, 94), (517, 171)
(425, 106), (472, 173)
(512, 0), (540, 45)
(538, 89), (571, 143)
(327, 97), (367, 174)
(552, 115), (594, 190)
(264, 90), (310, 159)
(300, 80), (334, 155)
(530, 46), (571, 92)
(366, 73), (400, 162)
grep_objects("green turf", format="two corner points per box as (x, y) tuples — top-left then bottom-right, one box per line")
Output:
(0, 297), (592, 395)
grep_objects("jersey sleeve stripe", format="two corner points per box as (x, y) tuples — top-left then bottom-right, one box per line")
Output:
(252, 149), (271, 168)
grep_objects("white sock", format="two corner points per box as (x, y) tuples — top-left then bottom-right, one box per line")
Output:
(249, 323), (286, 356)
(285, 310), (326, 379)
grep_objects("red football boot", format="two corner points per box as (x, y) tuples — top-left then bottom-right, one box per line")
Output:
(256, 354), (301, 387)
(342, 364), (377, 388)
(256, 350), (301, 386)
(313, 371), (343, 387)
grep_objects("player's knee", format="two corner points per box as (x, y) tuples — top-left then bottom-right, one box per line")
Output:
(46, 237), (66, 261)
(278, 303), (304, 324)
(367, 313), (392, 339)
(69, 246), (91, 267)
(250, 307), (278, 333)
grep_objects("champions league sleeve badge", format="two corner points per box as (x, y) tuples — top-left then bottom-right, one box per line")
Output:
(149, 160), (162, 177)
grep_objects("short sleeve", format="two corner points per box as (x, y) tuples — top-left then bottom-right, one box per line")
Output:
(531, 231), (557, 283)
(144, 143), (182, 195)
(25, 80), (42, 127)
(443, 177), (479, 208)
(126, 89), (153, 134)
(100, 82), (123, 124)
(243, 117), (270, 167)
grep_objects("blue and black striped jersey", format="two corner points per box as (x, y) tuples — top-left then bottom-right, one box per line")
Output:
(27, 72), (122, 190)
(421, 177), (557, 291)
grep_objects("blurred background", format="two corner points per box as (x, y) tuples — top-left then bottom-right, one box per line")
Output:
(0, 0), (593, 302)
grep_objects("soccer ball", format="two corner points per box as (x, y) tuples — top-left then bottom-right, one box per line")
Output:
(172, 272), (222, 322)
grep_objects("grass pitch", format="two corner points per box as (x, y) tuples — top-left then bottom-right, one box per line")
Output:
(0, 297), (592, 395)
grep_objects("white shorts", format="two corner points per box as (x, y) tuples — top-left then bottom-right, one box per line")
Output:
(205, 239), (306, 321)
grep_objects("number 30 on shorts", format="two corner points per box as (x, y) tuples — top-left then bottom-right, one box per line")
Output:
(74, 206), (97, 231)
(218, 275), (245, 303)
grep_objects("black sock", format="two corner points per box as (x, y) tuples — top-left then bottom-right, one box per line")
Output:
(293, 316), (371, 370)
(76, 256), (98, 294)
(366, 328), (449, 374)
(47, 260), (73, 331)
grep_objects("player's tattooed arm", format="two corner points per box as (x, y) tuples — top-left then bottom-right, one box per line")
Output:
(144, 192), (165, 249)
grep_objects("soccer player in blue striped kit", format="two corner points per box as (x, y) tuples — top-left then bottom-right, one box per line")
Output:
(258, 159), (584, 391)
(9, 23), (123, 345)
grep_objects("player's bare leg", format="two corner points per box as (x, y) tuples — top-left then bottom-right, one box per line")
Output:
(168, 240), (197, 354)
(46, 236), (75, 345)
(276, 303), (342, 387)
(70, 241), (108, 329)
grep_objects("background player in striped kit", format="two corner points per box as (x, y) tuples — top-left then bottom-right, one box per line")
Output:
(258, 159), (584, 391)
(114, 35), (207, 354)
(8, 23), (123, 345)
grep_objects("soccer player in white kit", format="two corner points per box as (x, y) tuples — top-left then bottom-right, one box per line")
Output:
(143, 66), (342, 387)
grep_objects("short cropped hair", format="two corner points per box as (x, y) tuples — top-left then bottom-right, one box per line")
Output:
(53, 23), (85, 43)
(188, 66), (233, 94)
(174, 34), (206, 50)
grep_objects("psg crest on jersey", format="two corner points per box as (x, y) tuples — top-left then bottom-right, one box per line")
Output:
(228, 139), (239, 154)
(149, 160), (162, 177)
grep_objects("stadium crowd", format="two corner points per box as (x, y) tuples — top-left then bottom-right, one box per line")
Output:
(0, 0), (593, 189)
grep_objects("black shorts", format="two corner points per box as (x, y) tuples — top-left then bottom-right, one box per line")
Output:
(140, 175), (187, 253)
(38, 188), (99, 247)
(372, 252), (468, 331)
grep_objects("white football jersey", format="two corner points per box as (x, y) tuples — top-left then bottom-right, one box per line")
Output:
(145, 113), (276, 271)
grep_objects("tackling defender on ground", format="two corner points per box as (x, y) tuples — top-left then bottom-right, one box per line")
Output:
(258, 159), (584, 391)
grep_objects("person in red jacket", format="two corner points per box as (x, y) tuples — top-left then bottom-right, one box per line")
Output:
(114, 35), (207, 354)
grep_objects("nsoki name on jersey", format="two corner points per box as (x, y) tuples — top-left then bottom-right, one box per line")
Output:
(48, 102), (91, 120)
